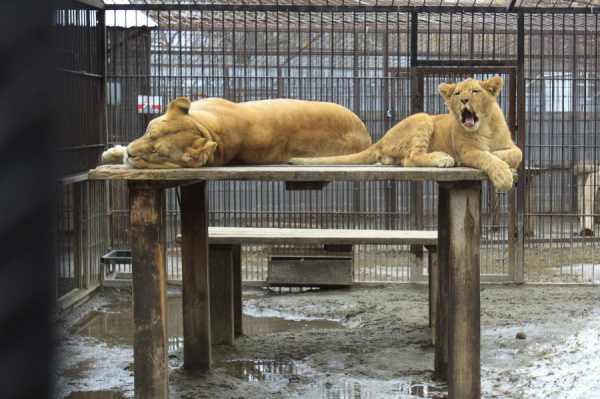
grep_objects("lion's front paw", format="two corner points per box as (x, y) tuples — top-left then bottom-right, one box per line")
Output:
(102, 145), (126, 165)
(489, 165), (514, 191)
(430, 152), (455, 167)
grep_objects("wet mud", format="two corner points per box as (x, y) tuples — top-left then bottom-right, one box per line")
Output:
(52, 284), (600, 398)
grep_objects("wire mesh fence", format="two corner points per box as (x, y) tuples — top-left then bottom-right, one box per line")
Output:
(96, 6), (600, 285)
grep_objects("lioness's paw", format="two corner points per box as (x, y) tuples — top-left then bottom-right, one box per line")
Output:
(102, 145), (126, 165)
(431, 152), (455, 167)
(490, 166), (515, 191)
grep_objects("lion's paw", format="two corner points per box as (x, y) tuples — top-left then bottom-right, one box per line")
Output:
(102, 145), (126, 165)
(430, 152), (455, 167)
(490, 165), (514, 191)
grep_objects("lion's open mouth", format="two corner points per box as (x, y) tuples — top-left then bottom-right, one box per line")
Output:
(461, 109), (478, 127)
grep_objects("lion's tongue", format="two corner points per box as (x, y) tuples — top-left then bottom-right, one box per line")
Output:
(463, 113), (475, 127)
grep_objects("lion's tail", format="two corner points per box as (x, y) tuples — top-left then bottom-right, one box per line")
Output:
(286, 144), (379, 165)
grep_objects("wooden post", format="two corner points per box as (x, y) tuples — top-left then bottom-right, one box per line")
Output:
(425, 245), (438, 343)
(209, 244), (234, 345)
(434, 186), (450, 382)
(129, 182), (168, 399)
(446, 182), (482, 399)
(232, 244), (243, 337)
(180, 182), (211, 370)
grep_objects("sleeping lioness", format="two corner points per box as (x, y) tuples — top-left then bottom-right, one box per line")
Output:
(288, 76), (522, 191)
(102, 97), (371, 168)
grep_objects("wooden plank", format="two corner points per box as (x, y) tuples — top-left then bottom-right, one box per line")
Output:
(89, 164), (517, 183)
(180, 182), (211, 371)
(206, 227), (437, 246)
(209, 244), (234, 345)
(129, 183), (168, 399)
(446, 182), (482, 399)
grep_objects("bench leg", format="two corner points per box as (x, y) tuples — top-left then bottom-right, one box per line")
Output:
(425, 245), (438, 343)
(209, 244), (235, 345)
(434, 187), (449, 382)
(181, 182), (211, 370)
(129, 183), (168, 399)
(233, 244), (243, 337)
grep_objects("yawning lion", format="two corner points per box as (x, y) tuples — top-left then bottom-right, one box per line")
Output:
(287, 76), (522, 191)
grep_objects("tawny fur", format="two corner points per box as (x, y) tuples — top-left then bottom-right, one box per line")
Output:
(102, 97), (371, 169)
(287, 76), (522, 191)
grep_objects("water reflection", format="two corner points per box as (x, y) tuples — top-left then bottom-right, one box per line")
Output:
(72, 296), (344, 350)
(213, 359), (308, 382)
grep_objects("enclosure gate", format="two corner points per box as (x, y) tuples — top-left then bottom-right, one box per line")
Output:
(413, 65), (520, 282)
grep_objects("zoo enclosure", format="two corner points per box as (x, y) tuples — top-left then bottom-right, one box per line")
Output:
(53, 0), (600, 307)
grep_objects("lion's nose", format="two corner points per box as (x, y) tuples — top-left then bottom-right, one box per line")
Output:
(461, 99), (468, 105)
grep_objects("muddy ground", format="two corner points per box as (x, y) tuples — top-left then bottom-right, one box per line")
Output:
(53, 283), (600, 398)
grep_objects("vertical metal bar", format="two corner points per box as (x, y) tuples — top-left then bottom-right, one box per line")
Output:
(516, 14), (525, 283)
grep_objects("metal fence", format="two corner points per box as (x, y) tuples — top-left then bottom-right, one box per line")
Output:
(101, 5), (600, 284)
(53, 4), (107, 309)
(40, 1), (596, 295)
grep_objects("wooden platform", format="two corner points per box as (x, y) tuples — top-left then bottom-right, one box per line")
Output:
(88, 163), (518, 399)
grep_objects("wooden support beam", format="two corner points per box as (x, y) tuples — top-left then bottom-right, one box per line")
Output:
(232, 244), (243, 337)
(180, 182), (211, 371)
(425, 245), (438, 341)
(209, 244), (235, 345)
(445, 182), (482, 399)
(434, 187), (450, 382)
(129, 183), (168, 399)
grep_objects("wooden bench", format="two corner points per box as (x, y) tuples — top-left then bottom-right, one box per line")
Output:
(182, 227), (438, 345)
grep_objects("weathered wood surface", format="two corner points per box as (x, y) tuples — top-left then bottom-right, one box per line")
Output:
(434, 187), (450, 382)
(209, 244), (235, 345)
(89, 164), (517, 183)
(445, 182), (482, 399)
(180, 182), (212, 371)
(129, 184), (168, 399)
(206, 227), (437, 246)
(267, 258), (353, 286)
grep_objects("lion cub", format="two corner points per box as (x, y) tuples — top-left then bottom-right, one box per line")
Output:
(288, 76), (522, 191)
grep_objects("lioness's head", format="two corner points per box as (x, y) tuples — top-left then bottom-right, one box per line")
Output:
(438, 77), (503, 132)
(124, 97), (217, 168)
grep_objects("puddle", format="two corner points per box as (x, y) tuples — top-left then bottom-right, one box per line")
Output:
(63, 391), (127, 399)
(72, 295), (344, 349)
(213, 359), (446, 397)
(213, 359), (309, 382)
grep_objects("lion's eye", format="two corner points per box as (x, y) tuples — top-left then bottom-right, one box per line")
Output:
(454, 92), (460, 96)
(472, 90), (480, 94)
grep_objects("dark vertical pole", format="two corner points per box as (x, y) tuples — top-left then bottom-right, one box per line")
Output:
(180, 182), (211, 370)
(73, 183), (82, 289)
(508, 71), (517, 280)
(232, 244), (243, 337)
(434, 185), (449, 382)
(516, 14), (525, 284)
(447, 182), (482, 399)
(129, 182), (168, 399)
(409, 14), (424, 281)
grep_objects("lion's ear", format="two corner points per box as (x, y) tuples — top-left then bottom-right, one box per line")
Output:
(183, 138), (217, 167)
(438, 83), (457, 99)
(166, 97), (191, 119)
(481, 76), (503, 97)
